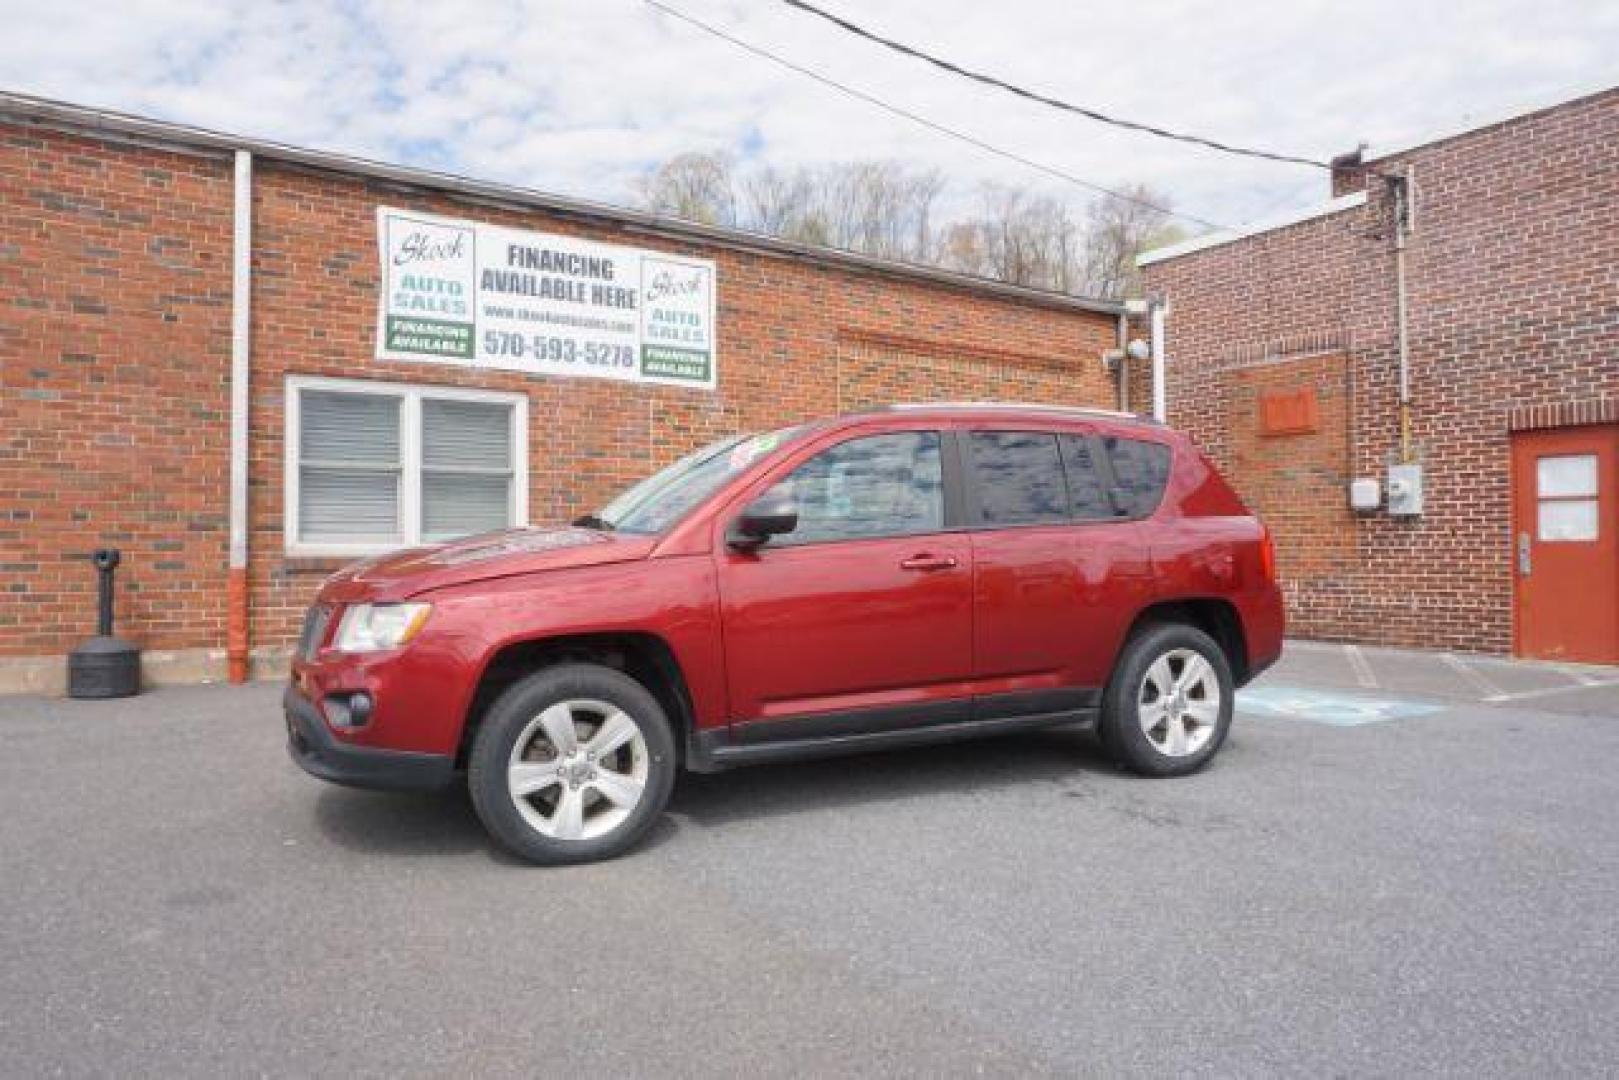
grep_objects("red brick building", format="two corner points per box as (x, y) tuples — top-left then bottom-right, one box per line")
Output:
(1137, 85), (1618, 662)
(0, 94), (1125, 692)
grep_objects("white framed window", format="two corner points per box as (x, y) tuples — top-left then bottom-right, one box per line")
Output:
(284, 375), (528, 556)
(1536, 453), (1600, 542)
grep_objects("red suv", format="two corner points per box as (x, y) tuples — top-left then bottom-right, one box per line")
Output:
(286, 404), (1283, 863)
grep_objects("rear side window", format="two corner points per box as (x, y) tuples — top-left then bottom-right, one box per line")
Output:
(1058, 435), (1115, 520)
(1103, 436), (1173, 517)
(968, 432), (1068, 526)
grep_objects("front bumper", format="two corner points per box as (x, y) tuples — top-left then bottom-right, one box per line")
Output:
(284, 686), (457, 793)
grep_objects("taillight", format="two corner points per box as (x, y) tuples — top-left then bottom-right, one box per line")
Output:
(1259, 528), (1277, 581)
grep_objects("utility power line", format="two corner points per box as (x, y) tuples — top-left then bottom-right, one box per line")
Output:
(779, 0), (1336, 173)
(641, 0), (1226, 230)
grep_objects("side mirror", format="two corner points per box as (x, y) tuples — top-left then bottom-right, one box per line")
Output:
(728, 492), (798, 549)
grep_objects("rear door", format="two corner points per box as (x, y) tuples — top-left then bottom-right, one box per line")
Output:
(964, 428), (1159, 709)
(716, 428), (975, 732)
(963, 430), (1079, 702)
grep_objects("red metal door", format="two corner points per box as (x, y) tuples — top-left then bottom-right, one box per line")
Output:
(1512, 425), (1619, 663)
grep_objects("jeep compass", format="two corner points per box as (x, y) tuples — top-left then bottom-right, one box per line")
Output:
(286, 404), (1284, 864)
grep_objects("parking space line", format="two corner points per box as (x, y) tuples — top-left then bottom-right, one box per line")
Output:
(1554, 664), (1606, 687)
(1344, 644), (1379, 688)
(1483, 679), (1619, 704)
(1442, 654), (1505, 699)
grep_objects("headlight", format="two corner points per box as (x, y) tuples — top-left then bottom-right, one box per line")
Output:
(333, 603), (432, 653)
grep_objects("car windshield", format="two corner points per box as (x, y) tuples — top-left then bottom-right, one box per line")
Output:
(578, 426), (802, 535)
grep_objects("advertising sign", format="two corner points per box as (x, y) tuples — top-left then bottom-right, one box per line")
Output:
(376, 207), (716, 389)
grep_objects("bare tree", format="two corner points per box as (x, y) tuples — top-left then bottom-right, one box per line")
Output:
(937, 219), (988, 278)
(1081, 184), (1186, 298)
(734, 160), (943, 262)
(904, 167), (946, 263)
(634, 151), (1187, 299)
(818, 161), (942, 260)
(634, 151), (737, 227)
(967, 183), (1084, 292)
(740, 165), (814, 236)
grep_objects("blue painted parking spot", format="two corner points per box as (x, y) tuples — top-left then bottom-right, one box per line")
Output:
(1237, 685), (1448, 726)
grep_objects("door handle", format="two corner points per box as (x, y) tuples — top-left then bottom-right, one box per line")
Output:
(900, 554), (958, 572)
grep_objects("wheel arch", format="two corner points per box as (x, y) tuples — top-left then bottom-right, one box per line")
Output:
(458, 631), (696, 770)
(1122, 597), (1253, 686)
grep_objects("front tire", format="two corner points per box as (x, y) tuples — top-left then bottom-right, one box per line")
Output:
(468, 663), (676, 865)
(1099, 623), (1234, 778)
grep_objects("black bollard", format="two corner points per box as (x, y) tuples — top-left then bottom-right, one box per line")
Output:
(67, 548), (142, 699)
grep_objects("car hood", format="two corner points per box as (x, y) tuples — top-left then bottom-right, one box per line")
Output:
(319, 526), (658, 601)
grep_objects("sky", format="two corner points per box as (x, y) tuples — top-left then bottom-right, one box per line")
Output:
(0, 0), (1615, 235)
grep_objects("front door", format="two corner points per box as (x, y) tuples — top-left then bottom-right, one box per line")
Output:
(716, 429), (975, 730)
(1511, 424), (1619, 663)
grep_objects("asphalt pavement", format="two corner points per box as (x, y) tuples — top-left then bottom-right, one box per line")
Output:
(1, 644), (1615, 1077)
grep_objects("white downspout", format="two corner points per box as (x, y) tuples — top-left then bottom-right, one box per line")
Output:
(1150, 299), (1169, 422)
(227, 150), (252, 683)
(1116, 312), (1130, 413)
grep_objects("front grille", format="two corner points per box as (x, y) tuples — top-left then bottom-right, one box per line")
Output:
(296, 604), (333, 660)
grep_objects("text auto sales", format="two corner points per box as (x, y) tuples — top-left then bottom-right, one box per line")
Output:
(482, 244), (639, 309)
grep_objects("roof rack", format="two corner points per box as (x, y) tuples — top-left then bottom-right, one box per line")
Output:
(876, 401), (1158, 424)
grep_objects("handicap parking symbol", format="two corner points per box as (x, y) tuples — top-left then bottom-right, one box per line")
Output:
(1237, 685), (1447, 726)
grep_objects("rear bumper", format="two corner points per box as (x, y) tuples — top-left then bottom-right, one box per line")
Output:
(284, 686), (457, 793)
(1242, 649), (1280, 686)
(1237, 582), (1287, 686)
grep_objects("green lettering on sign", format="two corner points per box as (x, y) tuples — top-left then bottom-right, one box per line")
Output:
(641, 344), (711, 382)
(386, 316), (474, 359)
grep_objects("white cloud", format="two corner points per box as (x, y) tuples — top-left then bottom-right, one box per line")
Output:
(0, 0), (1614, 233)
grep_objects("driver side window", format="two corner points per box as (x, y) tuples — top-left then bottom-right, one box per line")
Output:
(766, 431), (943, 545)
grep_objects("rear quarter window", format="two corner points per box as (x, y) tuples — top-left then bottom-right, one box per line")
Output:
(1103, 436), (1173, 518)
(1058, 434), (1115, 520)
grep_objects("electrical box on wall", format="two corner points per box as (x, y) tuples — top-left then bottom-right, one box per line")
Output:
(1349, 478), (1381, 512)
(1387, 463), (1424, 516)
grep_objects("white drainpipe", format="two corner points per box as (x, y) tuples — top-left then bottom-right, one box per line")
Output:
(1150, 299), (1169, 423)
(227, 150), (252, 682)
(1116, 312), (1130, 413)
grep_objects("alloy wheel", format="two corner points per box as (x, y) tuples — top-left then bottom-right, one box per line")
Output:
(506, 698), (649, 840)
(1137, 648), (1221, 757)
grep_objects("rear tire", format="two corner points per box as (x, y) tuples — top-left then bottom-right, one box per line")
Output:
(1099, 623), (1234, 778)
(468, 663), (676, 865)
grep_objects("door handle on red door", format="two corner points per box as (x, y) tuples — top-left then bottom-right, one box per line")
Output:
(899, 554), (958, 572)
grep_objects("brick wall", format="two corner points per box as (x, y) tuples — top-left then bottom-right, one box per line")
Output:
(0, 126), (234, 657)
(0, 120), (1118, 671)
(1142, 88), (1619, 653)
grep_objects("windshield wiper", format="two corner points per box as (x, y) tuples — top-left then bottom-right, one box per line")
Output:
(570, 513), (616, 531)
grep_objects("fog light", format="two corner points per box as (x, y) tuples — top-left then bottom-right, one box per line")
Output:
(323, 692), (374, 729)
